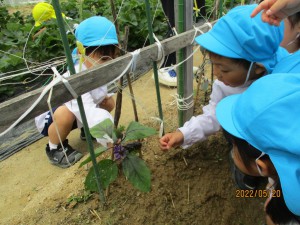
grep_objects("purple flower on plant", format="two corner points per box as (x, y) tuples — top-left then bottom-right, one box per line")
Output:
(113, 144), (128, 160)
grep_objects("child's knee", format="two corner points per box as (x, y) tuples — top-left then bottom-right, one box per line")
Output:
(54, 106), (75, 123)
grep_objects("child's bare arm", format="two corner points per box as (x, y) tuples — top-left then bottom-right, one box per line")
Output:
(99, 96), (115, 112)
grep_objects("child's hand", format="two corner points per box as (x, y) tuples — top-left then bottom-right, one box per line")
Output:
(251, 0), (300, 26)
(159, 131), (184, 151)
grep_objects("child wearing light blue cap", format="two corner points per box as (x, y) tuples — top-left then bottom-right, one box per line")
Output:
(35, 16), (119, 168)
(216, 73), (300, 224)
(160, 4), (288, 189)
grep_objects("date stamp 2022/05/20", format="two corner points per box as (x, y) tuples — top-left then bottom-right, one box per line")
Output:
(235, 189), (281, 198)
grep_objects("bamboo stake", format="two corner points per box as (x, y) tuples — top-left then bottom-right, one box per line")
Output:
(110, 0), (138, 127)
(114, 76), (123, 128)
(111, 0), (123, 128)
(127, 72), (139, 122)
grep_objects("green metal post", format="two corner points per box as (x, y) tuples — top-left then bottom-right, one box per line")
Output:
(52, 0), (106, 204)
(144, 0), (164, 131)
(218, 0), (224, 18)
(177, 0), (184, 126)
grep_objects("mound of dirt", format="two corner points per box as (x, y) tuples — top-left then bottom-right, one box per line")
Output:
(3, 132), (265, 225)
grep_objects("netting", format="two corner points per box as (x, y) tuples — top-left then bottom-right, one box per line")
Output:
(0, 120), (42, 160)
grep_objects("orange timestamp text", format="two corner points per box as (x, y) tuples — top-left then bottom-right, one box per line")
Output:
(235, 189), (281, 198)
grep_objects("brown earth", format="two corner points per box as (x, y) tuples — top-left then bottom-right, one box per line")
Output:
(0, 53), (266, 225)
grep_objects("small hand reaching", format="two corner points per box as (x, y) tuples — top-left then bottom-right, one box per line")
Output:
(159, 131), (184, 151)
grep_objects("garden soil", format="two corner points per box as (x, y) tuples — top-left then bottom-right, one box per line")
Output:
(0, 53), (266, 225)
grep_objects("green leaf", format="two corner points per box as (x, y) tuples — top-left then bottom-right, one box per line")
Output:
(122, 154), (151, 192)
(123, 121), (157, 142)
(0, 85), (14, 96)
(6, 22), (21, 31)
(84, 159), (118, 191)
(89, 118), (114, 139)
(115, 125), (125, 139)
(78, 146), (107, 168)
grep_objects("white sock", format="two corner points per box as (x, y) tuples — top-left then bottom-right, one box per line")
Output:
(49, 141), (58, 150)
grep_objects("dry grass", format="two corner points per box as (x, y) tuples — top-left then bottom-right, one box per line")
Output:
(7, 3), (35, 16)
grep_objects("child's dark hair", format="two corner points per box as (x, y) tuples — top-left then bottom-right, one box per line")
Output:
(222, 129), (268, 168)
(207, 51), (251, 70)
(222, 128), (300, 224)
(287, 12), (300, 29)
(288, 12), (300, 50)
(84, 44), (119, 59)
(266, 182), (300, 224)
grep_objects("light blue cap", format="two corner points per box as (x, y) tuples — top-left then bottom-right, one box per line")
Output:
(75, 16), (118, 47)
(195, 4), (285, 73)
(273, 50), (300, 73)
(216, 73), (300, 216)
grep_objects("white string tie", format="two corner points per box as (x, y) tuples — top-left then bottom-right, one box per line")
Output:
(150, 117), (164, 138)
(47, 70), (72, 166)
(153, 33), (165, 69)
(0, 75), (61, 137)
(0, 67), (81, 137)
(171, 45), (200, 72)
(191, 22), (213, 45)
(106, 48), (141, 87)
(51, 67), (78, 99)
(170, 93), (194, 111)
(204, 22), (213, 30)
(129, 49), (141, 73)
(172, 27), (179, 36)
(192, 25), (205, 44)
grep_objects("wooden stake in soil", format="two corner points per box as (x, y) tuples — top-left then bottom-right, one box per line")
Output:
(110, 0), (139, 127)
(126, 72), (139, 122)
(112, 0), (126, 128)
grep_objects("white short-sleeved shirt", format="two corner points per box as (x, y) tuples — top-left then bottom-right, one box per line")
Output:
(35, 64), (113, 142)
